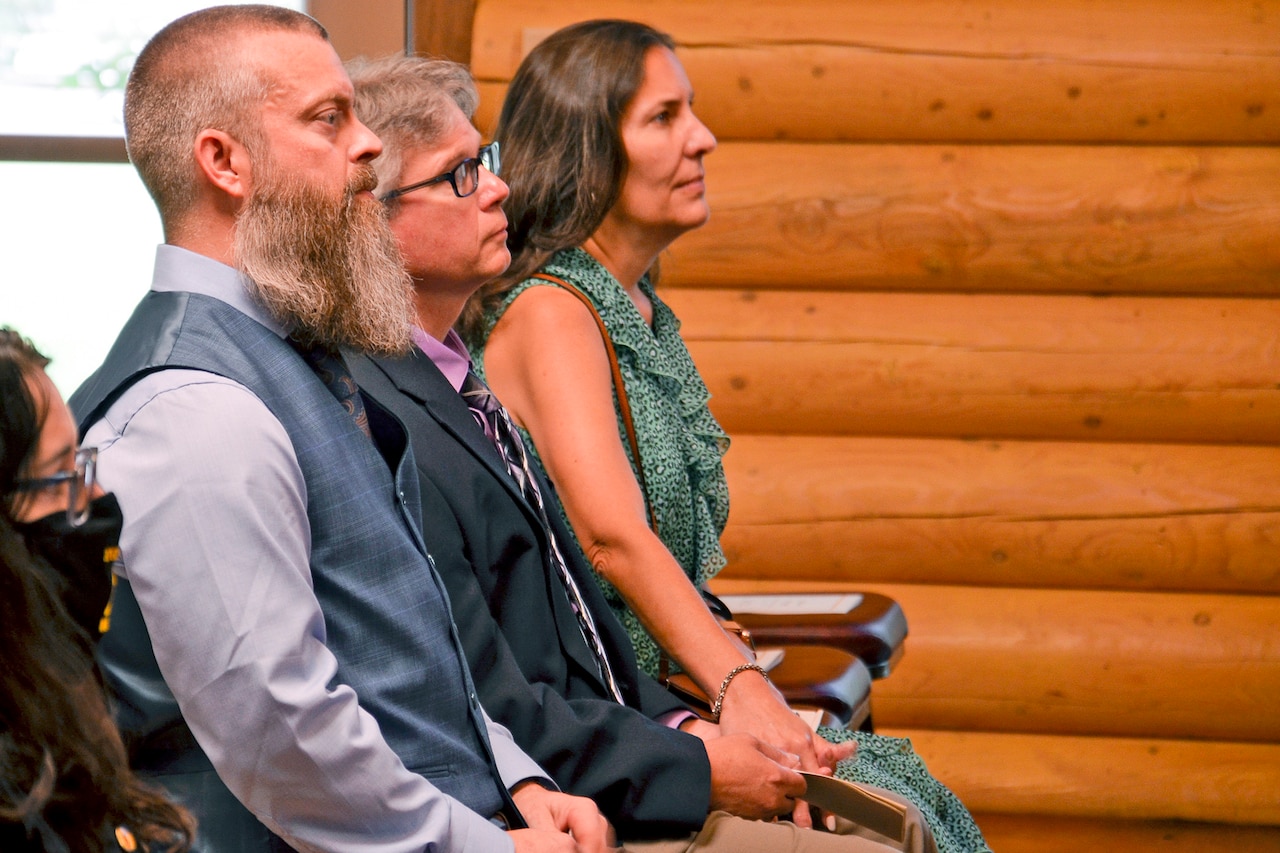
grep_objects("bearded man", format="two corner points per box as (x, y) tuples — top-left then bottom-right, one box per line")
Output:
(69, 6), (613, 853)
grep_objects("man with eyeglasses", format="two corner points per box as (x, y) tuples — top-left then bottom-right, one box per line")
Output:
(344, 54), (935, 853)
(68, 7), (615, 853)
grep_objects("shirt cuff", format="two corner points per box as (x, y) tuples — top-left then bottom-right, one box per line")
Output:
(658, 709), (699, 729)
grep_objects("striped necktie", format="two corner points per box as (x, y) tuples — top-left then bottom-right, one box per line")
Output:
(460, 372), (626, 704)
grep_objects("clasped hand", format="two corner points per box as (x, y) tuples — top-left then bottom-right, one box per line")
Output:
(508, 781), (618, 853)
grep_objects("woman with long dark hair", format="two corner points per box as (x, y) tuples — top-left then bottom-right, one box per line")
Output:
(1, 327), (193, 852)
(467, 20), (990, 852)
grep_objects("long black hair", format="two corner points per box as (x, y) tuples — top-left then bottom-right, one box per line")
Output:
(0, 328), (50, 520)
(0, 328), (194, 852)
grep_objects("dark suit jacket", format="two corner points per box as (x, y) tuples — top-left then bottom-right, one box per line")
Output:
(349, 349), (712, 839)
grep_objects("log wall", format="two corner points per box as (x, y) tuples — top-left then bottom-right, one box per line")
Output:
(462, 1), (1280, 849)
(471, 0), (1280, 143)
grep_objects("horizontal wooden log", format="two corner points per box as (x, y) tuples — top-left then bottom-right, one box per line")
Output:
(719, 435), (1280, 593)
(471, 0), (1280, 143)
(661, 288), (1280, 444)
(653, 142), (1280, 295)
(412, 0), (475, 64)
(971, 813), (1280, 853)
(709, 581), (1280, 742)
(873, 727), (1280, 826)
(873, 584), (1280, 742)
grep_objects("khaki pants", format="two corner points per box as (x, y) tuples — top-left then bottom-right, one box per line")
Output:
(626, 786), (937, 853)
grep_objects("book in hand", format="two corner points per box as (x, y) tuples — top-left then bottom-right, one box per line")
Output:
(799, 771), (907, 844)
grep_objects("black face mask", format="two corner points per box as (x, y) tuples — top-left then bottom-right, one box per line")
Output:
(17, 492), (123, 639)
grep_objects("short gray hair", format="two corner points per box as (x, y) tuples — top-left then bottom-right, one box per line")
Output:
(347, 54), (479, 199)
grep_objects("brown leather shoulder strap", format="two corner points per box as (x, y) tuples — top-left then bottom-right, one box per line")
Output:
(530, 272), (658, 531)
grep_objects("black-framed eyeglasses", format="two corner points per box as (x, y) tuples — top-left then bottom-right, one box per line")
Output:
(380, 142), (501, 203)
(10, 446), (98, 528)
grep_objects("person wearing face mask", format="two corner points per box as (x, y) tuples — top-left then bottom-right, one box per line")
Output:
(5, 380), (121, 644)
(0, 326), (194, 852)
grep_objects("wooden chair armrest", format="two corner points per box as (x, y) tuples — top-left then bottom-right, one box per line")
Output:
(666, 645), (873, 731)
(729, 593), (908, 679)
(770, 646), (873, 731)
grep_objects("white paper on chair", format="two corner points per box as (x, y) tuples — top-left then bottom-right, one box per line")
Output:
(793, 708), (824, 731)
(753, 647), (786, 672)
(717, 593), (864, 615)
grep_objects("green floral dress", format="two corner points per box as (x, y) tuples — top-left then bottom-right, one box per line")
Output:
(475, 248), (991, 853)
(475, 247), (731, 678)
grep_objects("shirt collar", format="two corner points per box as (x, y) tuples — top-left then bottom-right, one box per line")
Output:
(412, 326), (472, 393)
(151, 244), (289, 338)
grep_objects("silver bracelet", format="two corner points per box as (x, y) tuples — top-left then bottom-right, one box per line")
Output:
(710, 663), (769, 722)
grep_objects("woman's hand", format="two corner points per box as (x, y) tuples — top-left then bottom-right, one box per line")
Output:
(714, 669), (857, 826)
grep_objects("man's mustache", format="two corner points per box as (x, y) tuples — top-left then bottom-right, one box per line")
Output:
(348, 164), (379, 197)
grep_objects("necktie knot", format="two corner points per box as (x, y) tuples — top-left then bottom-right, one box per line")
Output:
(460, 372), (503, 416)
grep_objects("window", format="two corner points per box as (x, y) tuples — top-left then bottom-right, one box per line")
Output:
(2, 0), (305, 396)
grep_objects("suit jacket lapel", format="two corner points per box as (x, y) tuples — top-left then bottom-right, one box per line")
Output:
(365, 349), (527, 507)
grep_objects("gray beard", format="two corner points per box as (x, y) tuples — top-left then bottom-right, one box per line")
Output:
(235, 163), (413, 356)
